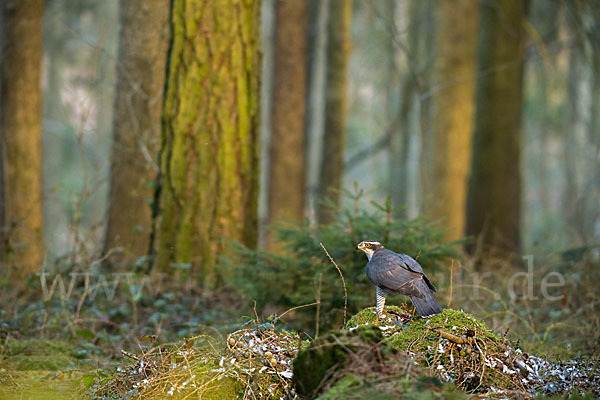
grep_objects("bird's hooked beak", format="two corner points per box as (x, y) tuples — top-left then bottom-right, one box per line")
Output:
(356, 242), (364, 252)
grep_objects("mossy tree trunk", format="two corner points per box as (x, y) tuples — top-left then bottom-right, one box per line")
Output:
(104, 0), (170, 263)
(466, 0), (527, 254)
(0, 0), (45, 278)
(266, 0), (308, 246)
(425, 0), (479, 241)
(153, 0), (260, 285)
(316, 0), (352, 225)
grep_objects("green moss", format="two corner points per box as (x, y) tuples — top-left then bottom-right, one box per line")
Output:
(0, 370), (86, 400)
(155, 0), (260, 283)
(386, 309), (499, 352)
(316, 374), (362, 399)
(345, 308), (512, 392)
(346, 305), (407, 328)
(200, 376), (243, 400)
(1, 339), (76, 371)
(347, 308), (501, 354)
(187, 361), (243, 400)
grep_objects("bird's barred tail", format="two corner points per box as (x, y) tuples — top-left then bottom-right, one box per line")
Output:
(411, 282), (442, 317)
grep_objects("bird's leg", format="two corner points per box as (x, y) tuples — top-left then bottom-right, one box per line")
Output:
(375, 287), (387, 325)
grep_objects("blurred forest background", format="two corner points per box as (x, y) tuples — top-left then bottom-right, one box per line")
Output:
(1, 0), (600, 357)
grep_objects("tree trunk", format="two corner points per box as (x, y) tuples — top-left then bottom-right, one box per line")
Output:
(0, 0), (45, 278)
(425, 0), (479, 241)
(466, 0), (527, 254)
(266, 0), (308, 244)
(588, 49), (600, 244)
(316, 0), (352, 225)
(41, 0), (66, 256)
(104, 0), (170, 263)
(389, 0), (427, 220)
(305, 0), (328, 222)
(153, 0), (260, 286)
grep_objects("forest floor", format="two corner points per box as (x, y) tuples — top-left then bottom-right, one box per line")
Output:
(1, 301), (598, 399)
(1, 248), (599, 399)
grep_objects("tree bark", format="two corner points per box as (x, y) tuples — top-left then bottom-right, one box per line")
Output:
(466, 0), (527, 254)
(153, 0), (260, 285)
(103, 0), (170, 263)
(0, 0), (45, 277)
(266, 0), (308, 243)
(305, 0), (328, 222)
(316, 0), (352, 225)
(389, 0), (420, 219)
(425, 0), (479, 241)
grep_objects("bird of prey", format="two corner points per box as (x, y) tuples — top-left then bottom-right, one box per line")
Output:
(356, 240), (442, 323)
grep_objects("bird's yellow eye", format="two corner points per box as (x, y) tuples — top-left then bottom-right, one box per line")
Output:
(365, 243), (371, 248)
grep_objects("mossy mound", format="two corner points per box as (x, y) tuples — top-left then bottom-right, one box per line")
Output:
(346, 308), (533, 393)
(347, 307), (501, 353)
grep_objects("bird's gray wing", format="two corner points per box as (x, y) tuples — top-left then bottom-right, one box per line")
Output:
(366, 252), (426, 298)
(395, 253), (437, 292)
(397, 253), (424, 274)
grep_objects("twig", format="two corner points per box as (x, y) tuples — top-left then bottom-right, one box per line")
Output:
(315, 273), (322, 338)
(447, 259), (454, 308)
(121, 349), (141, 361)
(278, 301), (320, 319)
(252, 300), (260, 323)
(320, 242), (347, 326)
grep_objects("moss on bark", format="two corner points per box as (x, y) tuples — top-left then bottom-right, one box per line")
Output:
(154, 0), (261, 285)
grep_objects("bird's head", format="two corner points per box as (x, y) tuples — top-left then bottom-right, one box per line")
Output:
(356, 240), (384, 260)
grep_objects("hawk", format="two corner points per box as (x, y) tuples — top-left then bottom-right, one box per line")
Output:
(356, 240), (442, 323)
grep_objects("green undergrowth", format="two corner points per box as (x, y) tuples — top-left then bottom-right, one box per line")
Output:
(221, 196), (460, 334)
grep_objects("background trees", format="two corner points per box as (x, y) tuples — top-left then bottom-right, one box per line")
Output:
(2, 0), (599, 280)
(2, 4), (600, 396)
(0, 0), (45, 277)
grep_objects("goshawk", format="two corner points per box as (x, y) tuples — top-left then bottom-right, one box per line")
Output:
(357, 240), (442, 323)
